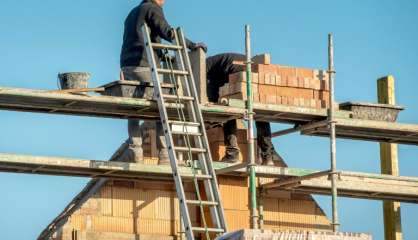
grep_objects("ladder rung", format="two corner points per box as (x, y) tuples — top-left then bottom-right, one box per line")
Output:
(151, 43), (183, 50)
(168, 121), (200, 127)
(162, 94), (194, 101)
(174, 147), (206, 153)
(186, 200), (218, 206)
(183, 174), (212, 180)
(171, 124), (200, 134)
(191, 227), (225, 233)
(172, 131), (202, 136)
(157, 68), (189, 75)
(161, 83), (175, 88)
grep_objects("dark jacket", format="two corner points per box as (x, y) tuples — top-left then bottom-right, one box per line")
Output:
(206, 53), (246, 101)
(120, 0), (193, 67)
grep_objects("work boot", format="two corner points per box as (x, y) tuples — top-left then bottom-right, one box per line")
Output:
(261, 149), (287, 167)
(221, 148), (240, 163)
(221, 135), (240, 163)
(261, 153), (275, 166)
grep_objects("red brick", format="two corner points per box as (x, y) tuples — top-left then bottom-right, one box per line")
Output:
(296, 68), (314, 78)
(207, 127), (224, 143)
(297, 76), (305, 88)
(276, 86), (314, 99)
(281, 96), (288, 105)
(313, 90), (330, 100)
(293, 98), (300, 107)
(315, 99), (322, 109)
(276, 96), (282, 105)
(278, 66), (297, 78)
(258, 74), (265, 85)
(265, 74), (276, 85)
(259, 84), (277, 96)
(303, 77), (310, 89)
(300, 98), (307, 107)
(253, 64), (277, 75)
(310, 79), (321, 90)
(265, 94), (277, 104)
(275, 75), (283, 86)
(309, 99), (316, 108)
(252, 53), (271, 65)
(287, 76), (298, 87)
(253, 93), (260, 102)
(259, 94), (266, 103)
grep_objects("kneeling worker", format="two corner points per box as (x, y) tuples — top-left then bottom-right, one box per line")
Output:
(119, 0), (206, 164)
(206, 53), (285, 166)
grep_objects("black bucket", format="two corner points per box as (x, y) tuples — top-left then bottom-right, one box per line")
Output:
(58, 72), (90, 89)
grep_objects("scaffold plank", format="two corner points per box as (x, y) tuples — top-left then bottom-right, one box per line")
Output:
(1, 153), (418, 203)
(260, 171), (418, 203)
(0, 87), (243, 122)
(2, 87), (418, 144)
(302, 118), (418, 145)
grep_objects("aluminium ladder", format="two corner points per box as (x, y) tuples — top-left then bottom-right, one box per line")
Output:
(142, 25), (227, 240)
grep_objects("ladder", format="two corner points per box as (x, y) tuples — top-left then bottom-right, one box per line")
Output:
(142, 25), (227, 240)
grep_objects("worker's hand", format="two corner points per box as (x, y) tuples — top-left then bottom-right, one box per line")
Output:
(190, 42), (208, 53)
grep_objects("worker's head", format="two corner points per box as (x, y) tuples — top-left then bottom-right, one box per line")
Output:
(153, 0), (165, 7)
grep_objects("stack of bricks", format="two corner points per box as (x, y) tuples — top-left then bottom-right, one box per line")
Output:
(219, 63), (330, 109)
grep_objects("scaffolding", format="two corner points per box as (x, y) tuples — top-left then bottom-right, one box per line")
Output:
(0, 29), (418, 240)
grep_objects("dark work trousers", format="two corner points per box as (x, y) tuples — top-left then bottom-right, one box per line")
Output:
(255, 121), (274, 158)
(121, 67), (168, 159)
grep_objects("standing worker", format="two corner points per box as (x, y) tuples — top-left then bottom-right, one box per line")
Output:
(206, 53), (285, 166)
(119, 0), (207, 164)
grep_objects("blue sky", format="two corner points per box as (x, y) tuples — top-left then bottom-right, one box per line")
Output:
(1, 0), (418, 239)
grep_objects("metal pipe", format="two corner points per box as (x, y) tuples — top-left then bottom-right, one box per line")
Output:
(328, 33), (340, 232)
(245, 25), (258, 229)
(271, 120), (330, 138)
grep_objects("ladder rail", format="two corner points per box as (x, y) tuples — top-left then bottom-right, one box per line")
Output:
(176, 27), (228, 231)
(142, 24), (227, 239)
(172, 29), (222, 232)
(142, 25), (195, 240)
(165, 37), (213, 239)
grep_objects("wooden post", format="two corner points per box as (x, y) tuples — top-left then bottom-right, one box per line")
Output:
(189, 48), (208, 104)
(377, 75), (403, 240)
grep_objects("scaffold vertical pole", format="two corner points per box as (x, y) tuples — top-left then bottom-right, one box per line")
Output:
(328, 33), (340, 232)
(245, 24), (258, 229)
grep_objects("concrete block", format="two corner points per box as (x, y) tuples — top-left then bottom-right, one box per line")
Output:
(189, 48), (208, 104)
(252, 53), (271, 65)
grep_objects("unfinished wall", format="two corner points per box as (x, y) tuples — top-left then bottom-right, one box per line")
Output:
(56, 177), (197, 239)
(56, 175), (331, 240)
